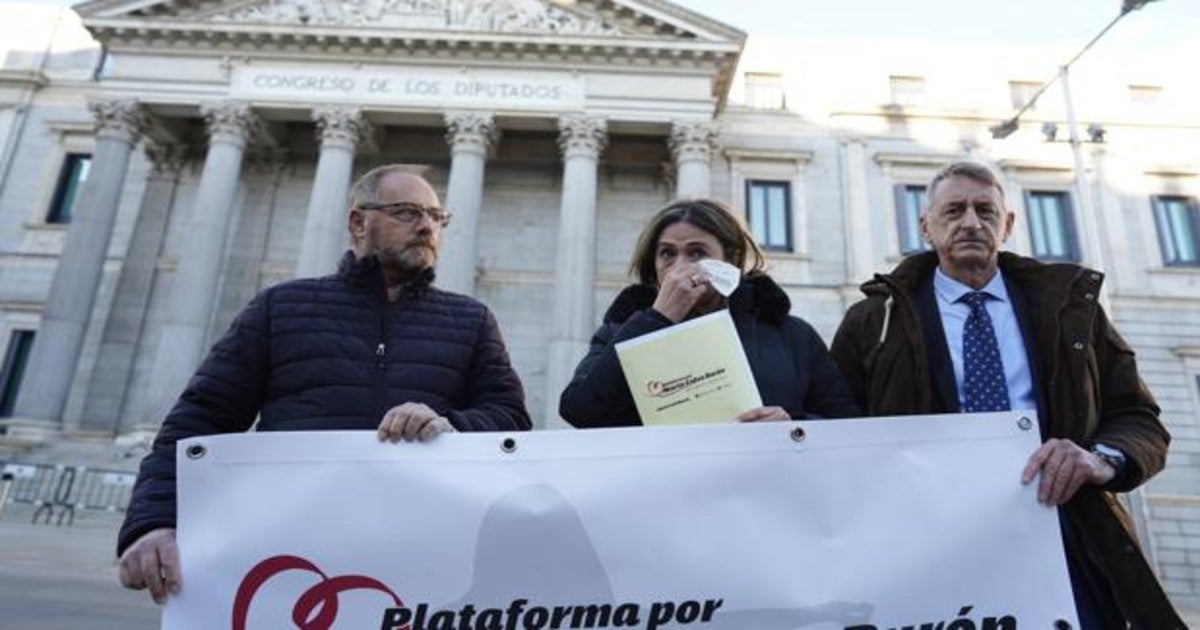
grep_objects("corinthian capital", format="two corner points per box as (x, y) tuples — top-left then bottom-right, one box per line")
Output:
(313, 106), (370, 151)
(444, 111), (498, 153)
(88, 98), (148, 145)
(669, 121), (719, 164)
(557, 115), (607, 159)
(200, 101), (261, 149)
(144, 142), (189, 177)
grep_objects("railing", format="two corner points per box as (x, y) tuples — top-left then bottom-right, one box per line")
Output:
(0, 461), (135, 525)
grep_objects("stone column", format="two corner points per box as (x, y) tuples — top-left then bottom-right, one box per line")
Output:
(840, 137), (874, 306)
(78, 143), (188, 435)
(1089, 146), (1119, 302)
(12, 99), (146, 433)
(543, 115), (607, 427)
(669, 121), (718, 199)
(295, 107), (369, 278)
(437, 111), (497, 295)
(142, 102), (258, 426)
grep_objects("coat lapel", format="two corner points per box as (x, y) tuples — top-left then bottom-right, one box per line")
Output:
(916, 273), (960, 413)
(1003, 273), (1049, 435)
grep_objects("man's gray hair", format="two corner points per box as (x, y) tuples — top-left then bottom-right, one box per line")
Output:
(349, 164), (429, 207)
(926, 161), (1006, 202)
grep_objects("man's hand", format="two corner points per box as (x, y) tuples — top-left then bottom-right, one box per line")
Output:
(1021, 438), (1116, 506)
(377, 403), (456, 443)
(118, 527), (180, 605)
(736, 406), (792, 423)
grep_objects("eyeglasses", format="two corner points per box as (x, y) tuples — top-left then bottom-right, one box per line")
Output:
(357, 202), (452, 227)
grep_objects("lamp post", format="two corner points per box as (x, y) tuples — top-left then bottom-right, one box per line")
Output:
(990, 0), (1157, 276)
(990, 0), (1160, 573)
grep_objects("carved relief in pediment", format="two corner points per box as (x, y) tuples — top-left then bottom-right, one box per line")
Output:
(207, 0), (623, 35)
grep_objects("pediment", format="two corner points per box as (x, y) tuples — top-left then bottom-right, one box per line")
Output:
(74, 0), (744, 42)
(73, 0), (745, 104)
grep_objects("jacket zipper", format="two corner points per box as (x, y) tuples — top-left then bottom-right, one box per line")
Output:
(374, 285), (392, 419)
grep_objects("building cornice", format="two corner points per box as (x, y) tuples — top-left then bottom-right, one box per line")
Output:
(725, 147), (813, 164)
(0, 69), (49, 88)
(1144, 164), (1200, 177)
(995, 158), (1074, 172)
(873, 151), (961, 167)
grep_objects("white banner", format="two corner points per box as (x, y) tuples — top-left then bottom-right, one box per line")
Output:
(168, 413), (1079, 630)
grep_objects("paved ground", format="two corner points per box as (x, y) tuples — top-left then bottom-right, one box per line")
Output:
(0, 507), (159, 629)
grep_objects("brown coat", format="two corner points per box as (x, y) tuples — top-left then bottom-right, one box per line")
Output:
(831, 251), (1181, 628)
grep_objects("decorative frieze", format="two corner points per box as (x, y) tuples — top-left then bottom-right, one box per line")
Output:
(557, 115), (607, 159)
(207, 0), (622, 36)
(88, 98), (147, 145)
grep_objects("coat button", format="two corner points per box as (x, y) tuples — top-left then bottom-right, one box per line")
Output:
(1073, 342), (1084, 350)
(1085, 292), (1095, 301)
(1090, 273), (1100, 281)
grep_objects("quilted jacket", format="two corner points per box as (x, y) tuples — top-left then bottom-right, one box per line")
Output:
(117, 251), (530, 554)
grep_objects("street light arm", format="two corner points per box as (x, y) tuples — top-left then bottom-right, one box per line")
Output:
(990, 3), (1148, 139)
(1122, 0), (1156, 14)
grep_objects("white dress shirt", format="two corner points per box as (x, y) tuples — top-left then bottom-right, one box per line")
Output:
(933, 267), (1037, 413)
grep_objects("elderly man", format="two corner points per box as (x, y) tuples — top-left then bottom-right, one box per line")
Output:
(117, 166), (530, 604)
(831, 161), (1181, 628)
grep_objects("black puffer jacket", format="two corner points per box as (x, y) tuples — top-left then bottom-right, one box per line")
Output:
(118, 252), (530, 554)
(560, 274), (860, 427)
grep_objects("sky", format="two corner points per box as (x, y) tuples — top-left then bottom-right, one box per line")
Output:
(674, 0), (1198, 53)
(12, 0), (1200, 58)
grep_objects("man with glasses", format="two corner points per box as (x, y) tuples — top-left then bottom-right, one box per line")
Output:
(117, 165), (531, 605)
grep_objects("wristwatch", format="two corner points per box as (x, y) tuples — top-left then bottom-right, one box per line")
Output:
(1091, 443), (1127, 473)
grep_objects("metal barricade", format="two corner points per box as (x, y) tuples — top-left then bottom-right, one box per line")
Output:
(0, 470), (12, 519)
(1, 462), (61, 504)
(0, 461), (136, 525)
(31, 465), (75, 526)
(70, 467), (136, 513)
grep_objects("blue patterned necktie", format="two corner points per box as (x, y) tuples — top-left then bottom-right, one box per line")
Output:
(960, 291), (1011, 413)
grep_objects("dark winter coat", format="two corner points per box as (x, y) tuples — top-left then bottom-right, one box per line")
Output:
(560, 273), (860, 427)
(830, 251), (1181, 628)
(117, 252), (530, 555)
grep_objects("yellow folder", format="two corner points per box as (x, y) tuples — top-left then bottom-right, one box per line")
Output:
(615, 310), (762, 426)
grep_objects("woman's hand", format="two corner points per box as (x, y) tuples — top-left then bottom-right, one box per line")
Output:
(652, 262), (712, 323)
(737, 406), (792, 422)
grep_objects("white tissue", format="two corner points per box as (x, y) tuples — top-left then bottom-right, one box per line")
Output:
(699, 259), (741, 297)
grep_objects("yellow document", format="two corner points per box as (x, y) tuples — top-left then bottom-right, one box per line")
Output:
(615, 310), (762, 426)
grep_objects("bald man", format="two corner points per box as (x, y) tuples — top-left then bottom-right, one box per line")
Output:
(117, 166), (530, 604)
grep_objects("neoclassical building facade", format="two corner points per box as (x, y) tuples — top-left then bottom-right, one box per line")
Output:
(0, 0), (1198, 615)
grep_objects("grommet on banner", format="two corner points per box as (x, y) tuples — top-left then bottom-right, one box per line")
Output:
(500, 437), (517, 454)
(186, 444), (207, 460)
(790, 426), (806, 443)
(1053, 619), (1072, 630)
(1017, 417), (1033, 431)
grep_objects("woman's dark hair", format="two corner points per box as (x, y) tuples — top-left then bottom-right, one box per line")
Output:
(629, 198), (766, 285)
